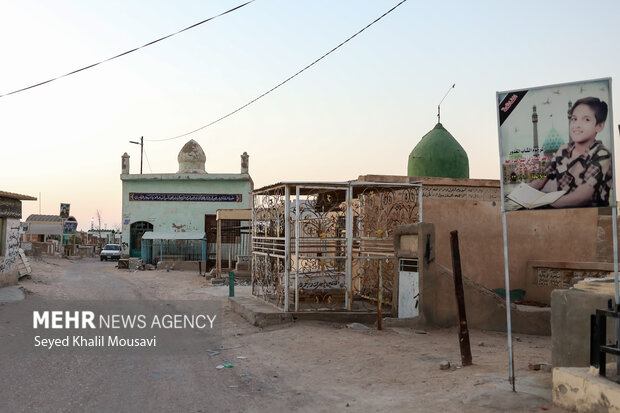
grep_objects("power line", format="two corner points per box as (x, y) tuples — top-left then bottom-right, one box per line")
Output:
(0, 1), (255, 98)
(147, 0), (409, 143)
(143, 147), (153, 173)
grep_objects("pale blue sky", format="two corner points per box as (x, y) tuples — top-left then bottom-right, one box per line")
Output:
(2, 0), (619, 229)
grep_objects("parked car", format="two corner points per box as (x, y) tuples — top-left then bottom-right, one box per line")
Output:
(100, 244), (121, 261)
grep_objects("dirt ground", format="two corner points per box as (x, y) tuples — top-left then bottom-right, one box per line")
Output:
(11, 256), (569, 412)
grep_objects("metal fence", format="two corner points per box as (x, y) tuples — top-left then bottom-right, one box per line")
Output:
(141, 239), (205, 265)
(252, 182), (422, 312)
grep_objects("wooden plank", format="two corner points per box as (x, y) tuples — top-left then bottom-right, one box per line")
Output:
(17, 248), (32, 277)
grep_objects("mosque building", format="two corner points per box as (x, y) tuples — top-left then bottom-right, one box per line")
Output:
(120, 139), (252, 266)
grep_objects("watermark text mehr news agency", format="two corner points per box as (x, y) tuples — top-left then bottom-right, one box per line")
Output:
(32, 311), (217, 349)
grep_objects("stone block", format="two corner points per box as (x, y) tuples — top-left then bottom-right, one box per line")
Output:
(551, 288), (616, 367)
(553, 367), (620, 413)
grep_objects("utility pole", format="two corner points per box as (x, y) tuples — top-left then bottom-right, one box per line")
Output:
(450, 230), (472, 367)
(129, 136), (144, 174)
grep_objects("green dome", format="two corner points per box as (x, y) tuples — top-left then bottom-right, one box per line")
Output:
(407, 123), (469, 178)
(541, 128), (564, 152)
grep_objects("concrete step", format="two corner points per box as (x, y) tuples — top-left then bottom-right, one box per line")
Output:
(229, 296), (388, 328)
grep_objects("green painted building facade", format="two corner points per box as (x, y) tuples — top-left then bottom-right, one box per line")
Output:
(120, 140), (252, 259)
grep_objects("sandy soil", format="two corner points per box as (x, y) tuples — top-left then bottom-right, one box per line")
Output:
(13, 256), (569, 412)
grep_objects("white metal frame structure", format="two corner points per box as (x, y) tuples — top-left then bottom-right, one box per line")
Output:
(252, 181), (422, 312)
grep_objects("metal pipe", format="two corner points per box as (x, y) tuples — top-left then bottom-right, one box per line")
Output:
(284, 185), (290, 311)
(378, 259), (383, 330)
(216, 219), (221, 277)
(251, 194), (256, 293)
(295, 186), (300, 312)
(251, 251), (286, 259)
(612, 205), (619, 372)
(349, 182), (422, 187)
(346, 185), (353, 310)
(501, 210), (515, 391)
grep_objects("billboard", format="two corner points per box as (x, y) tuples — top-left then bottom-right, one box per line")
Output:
(497, 78), (614, 211)
(63, 221), (77, 234)
(60, 203), (70, 219)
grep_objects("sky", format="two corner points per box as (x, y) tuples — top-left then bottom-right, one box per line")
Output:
(2, 0), (620, 230)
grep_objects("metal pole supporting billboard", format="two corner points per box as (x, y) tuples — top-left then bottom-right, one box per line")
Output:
(613, 205), (620, 373)
(497, 90), (516, 391)
(501, 210), (515, 391)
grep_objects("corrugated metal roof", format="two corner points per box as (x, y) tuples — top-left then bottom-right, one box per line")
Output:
(253, 181), (422, 195)
(27, 222), (63, 235)
(141, 231), (206, 240)
(0, 190), (37, 201)
(26, 214), (62, 222)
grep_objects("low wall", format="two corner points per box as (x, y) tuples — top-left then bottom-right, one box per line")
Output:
(551, 287), (617, 367)
(553, 367), (620, 413)
(0, 269), (17, 288)
(422, 262), (551, 335)
(527, 260), (612, 305)
(77, 245), (95, 257)
(157, 260), (203, 272)
(357, 175), (613, 305)
(27, 241), (59, 256)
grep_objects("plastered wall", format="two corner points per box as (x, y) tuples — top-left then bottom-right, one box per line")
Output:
(120, 174), (252, 256)
(0, 218), (20, 287)
(358, 175), (609, 303)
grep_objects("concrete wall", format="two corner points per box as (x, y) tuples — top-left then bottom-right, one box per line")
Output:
(0, 218), (20, 287)
(553, 367), (620, 413)
(392, 222), (549, 335)
(551, 288), (617, 367)
(358, 175), (611, 304)
(421, 261), (550, 335)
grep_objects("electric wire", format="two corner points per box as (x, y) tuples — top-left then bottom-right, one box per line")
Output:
(0, 1), (254, 98)
(143, 147), (153, 173)
(146, 0), (409, 142)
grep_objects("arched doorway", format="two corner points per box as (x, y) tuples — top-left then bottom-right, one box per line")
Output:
(130, 221), (153, 257)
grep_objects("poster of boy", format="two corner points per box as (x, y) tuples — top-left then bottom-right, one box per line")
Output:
(60, 203), (70, 219)
(497, 78), (615, 211)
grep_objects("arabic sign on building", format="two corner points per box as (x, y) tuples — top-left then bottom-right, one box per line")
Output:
(497, 78), (615, 211)
(129, 193), (242, 202)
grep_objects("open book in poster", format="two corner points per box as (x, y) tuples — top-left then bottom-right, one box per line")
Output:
(506, 183), (566, 209)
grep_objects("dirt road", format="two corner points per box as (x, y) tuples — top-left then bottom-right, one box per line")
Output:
(0, 257), (567, 412)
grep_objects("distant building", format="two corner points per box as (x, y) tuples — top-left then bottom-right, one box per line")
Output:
(87, 229), (120, 246)
(23, 214), (79, 256)
(23, 215), (63, 242)
(120, 139), (252, 267)
(0, 190), (36, 286)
